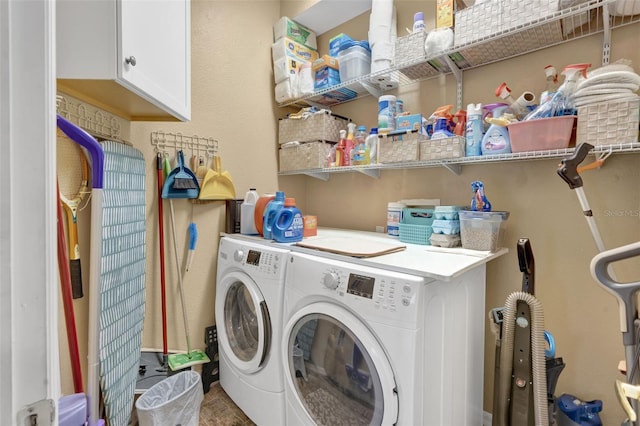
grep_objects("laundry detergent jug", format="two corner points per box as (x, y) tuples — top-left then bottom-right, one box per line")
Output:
(262, 191), (285, 240)
(272, 198), (304, 243)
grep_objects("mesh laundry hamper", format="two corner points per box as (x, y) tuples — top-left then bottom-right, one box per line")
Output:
(135, 370), (204, 426)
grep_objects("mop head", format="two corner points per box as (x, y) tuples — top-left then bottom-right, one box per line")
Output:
(168, 350), (210, 371)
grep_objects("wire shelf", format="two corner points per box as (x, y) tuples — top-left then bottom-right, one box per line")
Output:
(277, 0), (639, 108)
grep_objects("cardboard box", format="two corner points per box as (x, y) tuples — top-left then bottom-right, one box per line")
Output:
(437, 0), (454, 28)
(313, 55), (340, 90)
(329, 33), (354, 56)
(272, 37), (318, 64)
(395, 114), (426, 133)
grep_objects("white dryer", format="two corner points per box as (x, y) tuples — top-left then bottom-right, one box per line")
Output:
(215, 236), (289, 425)
(281, 251), (487, 426)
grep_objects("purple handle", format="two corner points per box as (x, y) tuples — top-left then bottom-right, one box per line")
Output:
(57, 115), (104, 189)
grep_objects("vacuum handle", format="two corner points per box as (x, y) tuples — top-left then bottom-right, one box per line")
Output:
(557, 143), (594, 190)
(591, 240), (640, 344)
(518, 238), (535, 294)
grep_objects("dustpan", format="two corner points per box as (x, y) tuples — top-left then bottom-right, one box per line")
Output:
(199, 155), (236, 200)
(162, 150), (200, 199)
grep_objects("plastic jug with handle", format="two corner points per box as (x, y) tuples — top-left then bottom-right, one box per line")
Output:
(262, 191), (285, 240)
(272, 198), (304, 243)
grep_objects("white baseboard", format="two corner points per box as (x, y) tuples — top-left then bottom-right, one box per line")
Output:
(483, 411), (492, 426)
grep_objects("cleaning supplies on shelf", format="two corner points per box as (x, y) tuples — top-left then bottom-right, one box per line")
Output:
(429, 105), (454, 139)
(524, 63), (591, 120)
(240, 188), (259, 235)
(495, 82), (536, 119)
(540, 65), (559, 105)
(263, 191), (285, 240)
(413, 12), (426, 32)
(335, 129), (347, 166)
(272, 198), (304, 243)
(453, 109), (467, 136)
(351, 125), (370, 165)
(366, 128), (379, 164)
(465, 103), (484, 156)
(479, 103), (510, 155)
(378, 95), (397, 133)
(344, 122), (356, 166)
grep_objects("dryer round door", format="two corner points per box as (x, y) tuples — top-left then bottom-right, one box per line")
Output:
(215, 270), (271, 374)
(282, 302), (398, 425)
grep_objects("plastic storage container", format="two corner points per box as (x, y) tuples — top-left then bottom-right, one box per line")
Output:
(507, 116), (575, 152)
(135, 370), (204, 426)
(459, 210), (510, 251)
(337, 41), (371, 82)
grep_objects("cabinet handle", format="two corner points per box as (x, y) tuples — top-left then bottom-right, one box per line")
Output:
(125, 56), (137, 66)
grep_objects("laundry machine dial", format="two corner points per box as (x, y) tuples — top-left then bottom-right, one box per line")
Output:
(233, 249), (244, 263)
(323, 271), (340, 290)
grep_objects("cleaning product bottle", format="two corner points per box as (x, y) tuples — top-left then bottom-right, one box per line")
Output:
(453, 109), (467, 136)
(351, 125), (369, 165)
(540, 65), (559, 106)
(480, 103), (511, 155)
(430, 105), (454, 139)
(413, 12), (426, 32)
(524, 63), (591, 120)
(344, 122), (356, 166)
(366, 127), (379, 164)
(262, 191), (285, 240)
(240, 188), (259, 235)
(272, 198), (304, 243)
(465, 103), (483, 156)
(335, 129), (347, 166)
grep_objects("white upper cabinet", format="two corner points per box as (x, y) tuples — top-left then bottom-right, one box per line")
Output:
(57, 0), (191, 121)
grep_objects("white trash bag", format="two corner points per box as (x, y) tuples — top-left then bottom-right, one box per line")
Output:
(136, 370), (204, 426)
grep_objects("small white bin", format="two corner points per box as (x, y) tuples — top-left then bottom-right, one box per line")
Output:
(136, 370), (204, 426)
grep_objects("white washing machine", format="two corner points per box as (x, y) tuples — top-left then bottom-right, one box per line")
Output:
(215, 236), (290, 425)
(281, 251), (487, 426)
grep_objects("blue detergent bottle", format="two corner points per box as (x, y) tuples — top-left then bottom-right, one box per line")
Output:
(262, 191), (285, 240)
(272, 198), (304, 243)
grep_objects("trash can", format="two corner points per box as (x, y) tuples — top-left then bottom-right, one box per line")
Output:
(135, 370), (204, 426)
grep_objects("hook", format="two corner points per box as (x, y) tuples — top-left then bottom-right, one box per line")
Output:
(577, 148), (612, 173)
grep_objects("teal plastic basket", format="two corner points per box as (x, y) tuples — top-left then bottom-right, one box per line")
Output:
(399, 223), (433, 245)
(402, 208), (435, 225)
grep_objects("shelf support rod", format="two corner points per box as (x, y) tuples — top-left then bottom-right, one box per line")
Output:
(304, 172), (330, 181)
(440, 162), (462, 175)
(602, 2), (611, 66)
(358, 80), (383, 98)
(442, 54), (463, 111)
(356, 168), (381, 179)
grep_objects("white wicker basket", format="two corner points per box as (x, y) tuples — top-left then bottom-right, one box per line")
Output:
(378, 131), (423, 163)
(279, 141), (333, 171)
(420, 136), (466, 160)
(394, 32), (444, 79)
(576, 98), (640, 146)
(278, 110), (350, 144)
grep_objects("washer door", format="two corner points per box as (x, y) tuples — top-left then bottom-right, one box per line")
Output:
(216, 270), (271, 374)
(283, 302), (398, 426)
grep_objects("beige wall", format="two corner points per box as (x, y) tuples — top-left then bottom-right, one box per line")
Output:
(58, 1), (640, 424)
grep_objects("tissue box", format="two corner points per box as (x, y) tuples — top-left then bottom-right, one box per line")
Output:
(313, 55), (340, 90)
(272, 37), (318, 64)
(395, 114), (426, 133)
(273, 17), (317, 50)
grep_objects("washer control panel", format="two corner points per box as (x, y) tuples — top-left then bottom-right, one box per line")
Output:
(234, 248), (283, 277)
(320, 266), (417, 312)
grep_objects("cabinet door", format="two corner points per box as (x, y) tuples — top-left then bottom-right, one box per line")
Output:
(118, 0), (191, 121)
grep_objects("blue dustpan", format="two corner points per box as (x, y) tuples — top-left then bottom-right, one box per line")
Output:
(162, 150), (199, 199)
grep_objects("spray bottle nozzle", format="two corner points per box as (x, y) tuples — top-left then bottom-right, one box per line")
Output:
(495, 82), (512, 100)
(562, 63), (591, 80)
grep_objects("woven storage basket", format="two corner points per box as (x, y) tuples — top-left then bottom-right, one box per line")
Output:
(454, 0), (562, 49)
(279, 141), (332, 172)
(378, 131), (423, 163)
(576, 98), (640, 146)
(399, 223), (433, 245)
(394, 32), (444, 80)
(420, 136), (465, 160)
(278, 110), (350, 144)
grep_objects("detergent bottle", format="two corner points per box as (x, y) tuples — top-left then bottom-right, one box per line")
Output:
(366, 128), (379, 164)
(344, 122), (356, 166)
(240, 188), (259, 235)
(430, 105), (454, 139)
(272, 198), (304, 243)
(335, 129), (347, 166)
(453, 109), (467, 136)
(262, 191), (285, 240)
(480, 103), (511, 155)
(524, 63), (591, 120)
(351, 125), (369, 165)
(465, 103), (483, 156)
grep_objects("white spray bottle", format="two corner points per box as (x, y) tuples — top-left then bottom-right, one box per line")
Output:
(540, 65), (558, 105)
(524, 63), (590, 120)
(465, 103), (483, 157)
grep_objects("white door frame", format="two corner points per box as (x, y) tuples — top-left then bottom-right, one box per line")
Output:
(0, 0), (60, 424)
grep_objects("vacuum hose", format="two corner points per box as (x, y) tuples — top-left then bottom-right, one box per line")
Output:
(496, 291), (548, 426)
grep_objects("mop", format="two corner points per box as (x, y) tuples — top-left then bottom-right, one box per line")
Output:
(161, 153), (209, 370)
